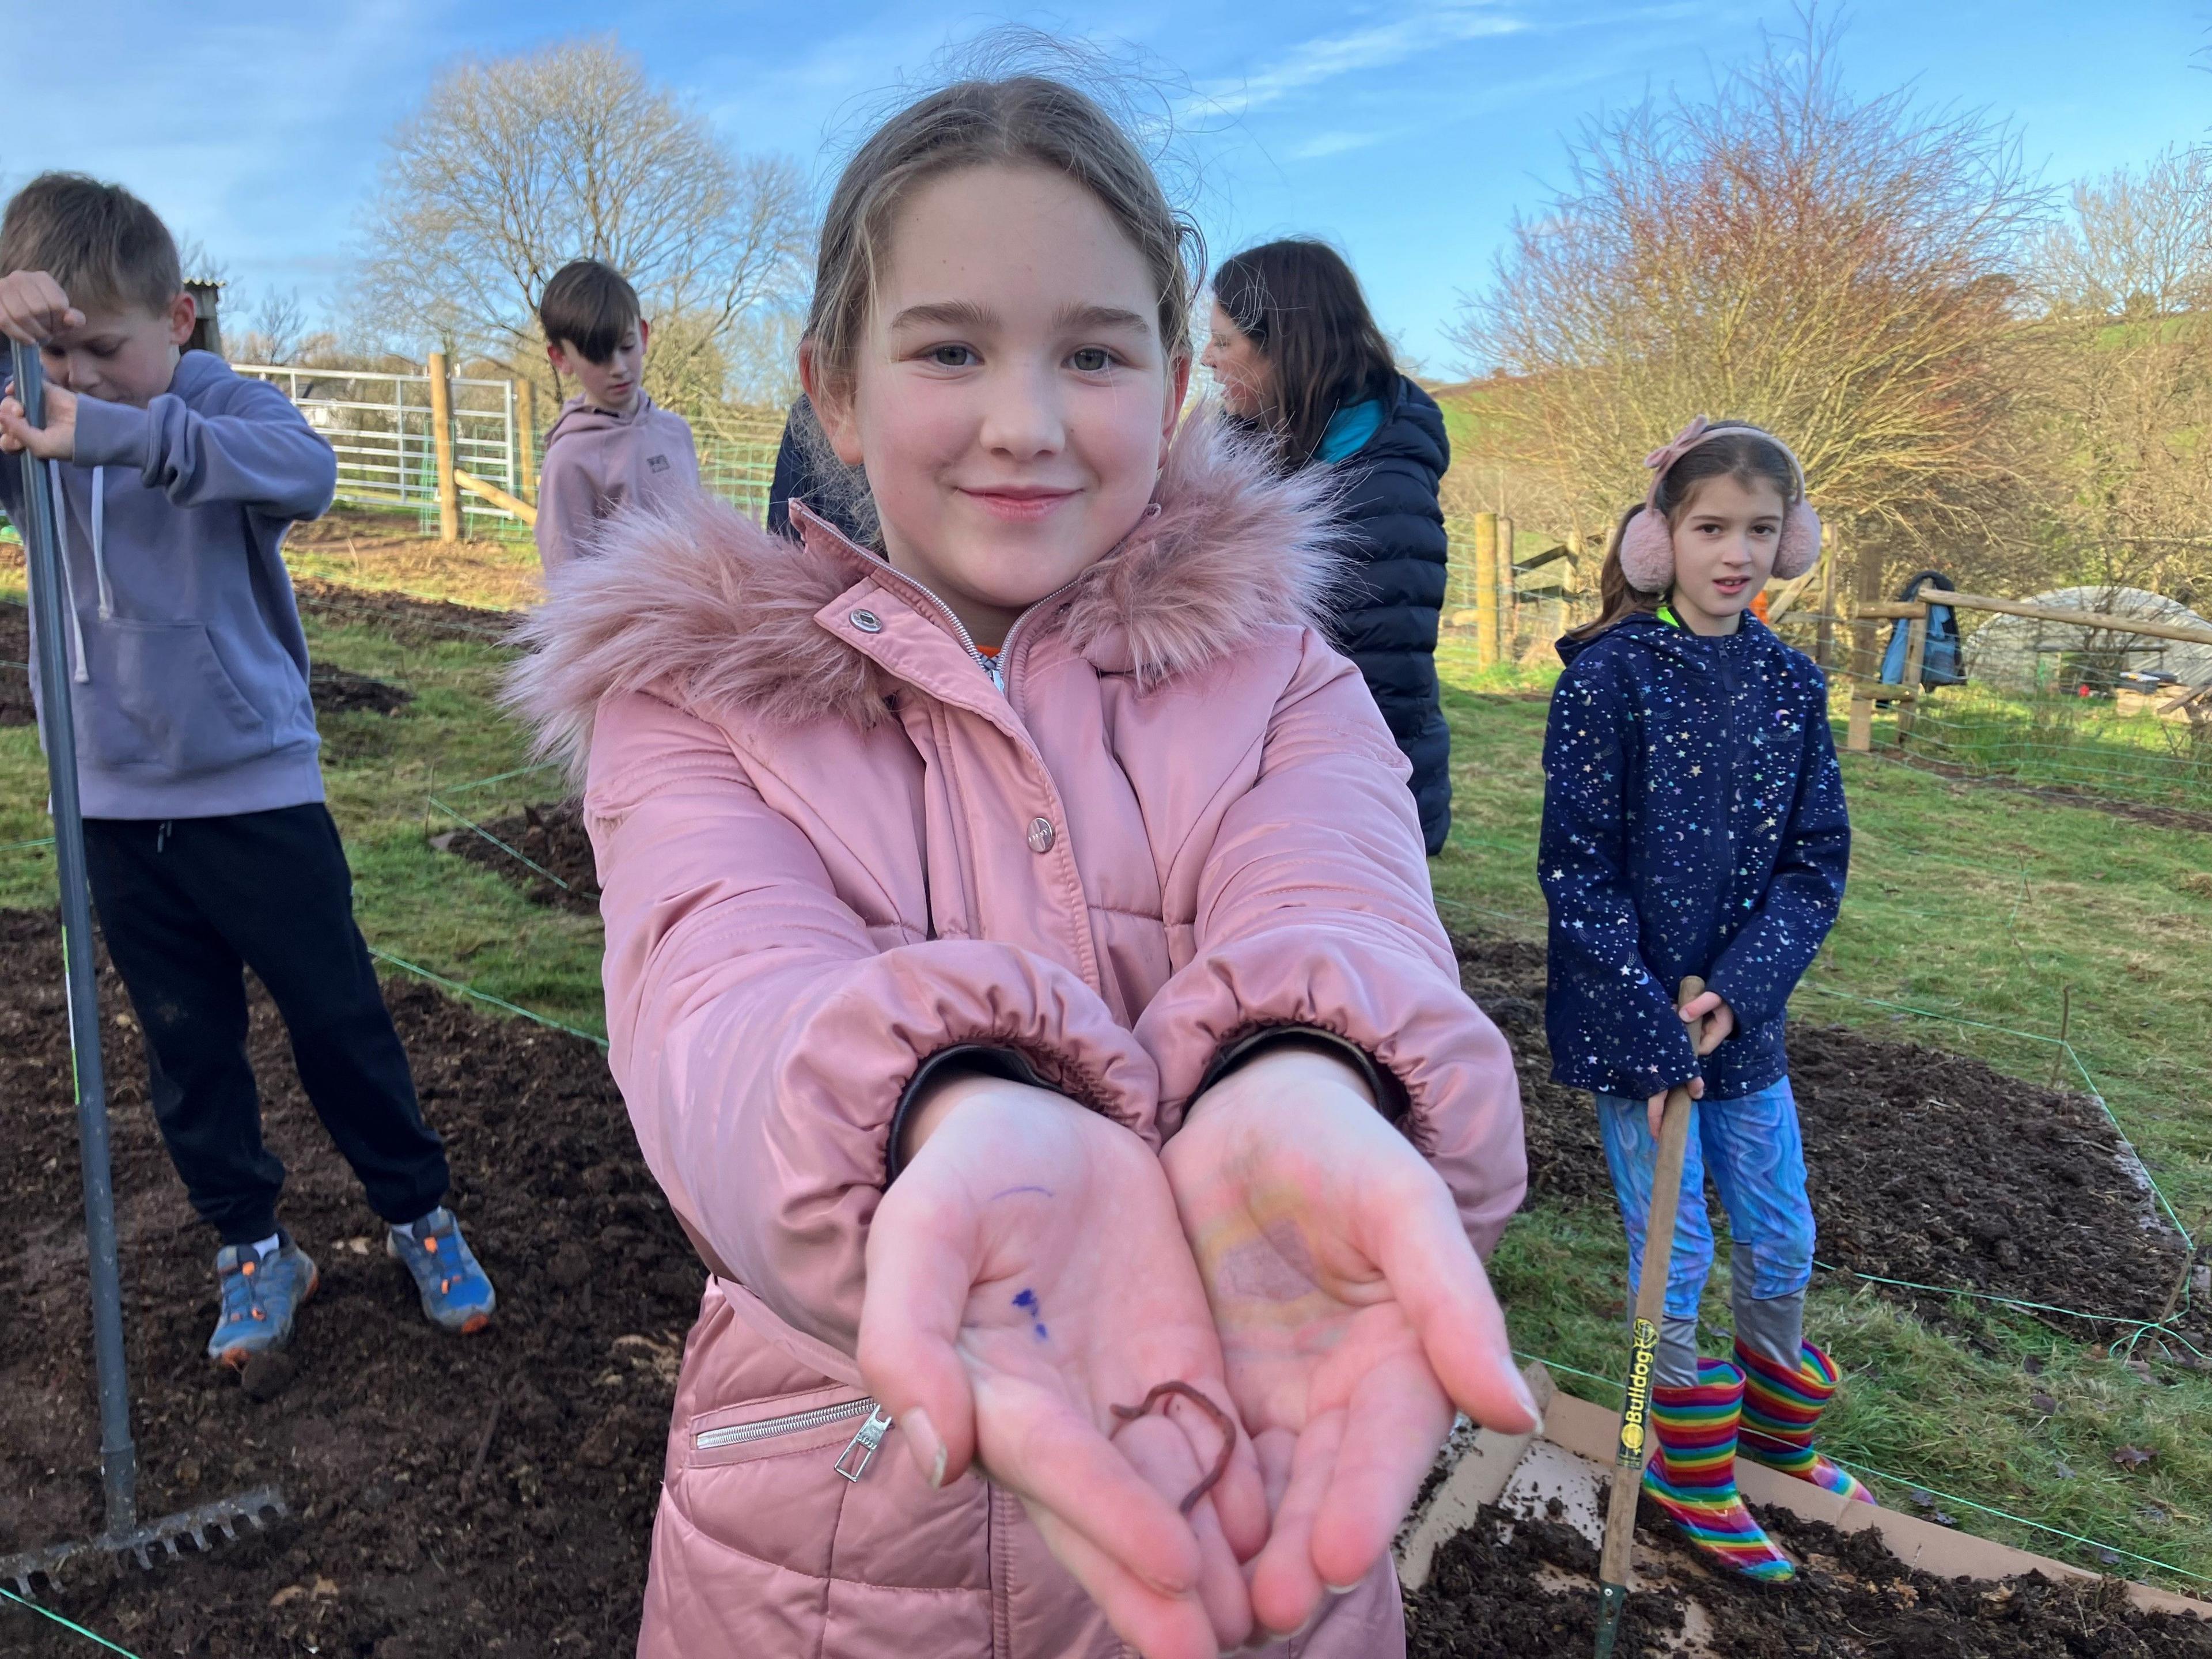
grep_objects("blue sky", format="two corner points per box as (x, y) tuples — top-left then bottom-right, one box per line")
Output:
(5, 0), (2206, 371)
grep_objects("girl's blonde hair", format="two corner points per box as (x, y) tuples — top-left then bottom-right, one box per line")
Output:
(804, 74), (1205, 402)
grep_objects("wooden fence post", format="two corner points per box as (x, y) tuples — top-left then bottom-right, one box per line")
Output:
(1844, 532), (1883, 753)
(1850, 538), (1884, 684)
(1497, 515), (1517, 659)
(514, 378), (539, 505)
(1472, 512), (1501, 669)
(1813, 523), (1837, 671)
(427, 351), (461, 543)
(1893, 614), (1930, 745)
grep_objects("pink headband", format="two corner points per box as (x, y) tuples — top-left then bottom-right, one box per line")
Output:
(1618, 416), (1822, 593)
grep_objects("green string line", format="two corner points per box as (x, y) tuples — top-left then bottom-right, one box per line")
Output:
(433, 759), (561, 797)
(1508, 1350), (2212, 1589)
(0, 1586), (146, 1658)
(427, 798), (577, 893)
(0, 833), (55, 854)
(1797, 984), (2194, 1248)
(1436, 889), (2198, 1252)
(1811, 1261), (2206, 1357)
(1816, 1459), (2212, 1588)
(365, 946), (608, 1048)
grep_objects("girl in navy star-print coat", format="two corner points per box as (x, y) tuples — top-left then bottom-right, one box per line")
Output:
(1538, 419), (1863, 1584)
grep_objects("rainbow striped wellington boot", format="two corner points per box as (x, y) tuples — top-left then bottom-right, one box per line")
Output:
(1735, 1339), (1876, 1504)
(1642, 1358), (1795, 1581)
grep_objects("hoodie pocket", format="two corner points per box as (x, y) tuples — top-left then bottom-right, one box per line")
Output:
(81, 620), (272, 777)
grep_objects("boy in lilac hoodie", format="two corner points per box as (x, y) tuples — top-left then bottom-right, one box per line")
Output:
(533, 260), (699, 584)
(0, 174), (495, 1368)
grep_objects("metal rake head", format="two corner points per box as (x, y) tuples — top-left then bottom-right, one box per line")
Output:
(2, 1485), (286, 1597)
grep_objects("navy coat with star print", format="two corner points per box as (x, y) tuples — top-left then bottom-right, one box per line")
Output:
(1537, 610), (1849, 1102)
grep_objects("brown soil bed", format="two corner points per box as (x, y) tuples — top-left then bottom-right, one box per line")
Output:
(438, 800), (599, 913)
(1406, 1497), (2212, 1656)
(291, 578), (518, 649)
(1456, 936), (2198, 1338)
(2, 601), (414, 726)
(0, 908), (692, 1657)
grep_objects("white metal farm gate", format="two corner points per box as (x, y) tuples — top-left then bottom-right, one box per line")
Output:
(237, 365), (786, 533)
(236, 363), (528, 532)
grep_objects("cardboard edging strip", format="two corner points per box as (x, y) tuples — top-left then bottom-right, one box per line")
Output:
(1536, 1388), (2210, 1622)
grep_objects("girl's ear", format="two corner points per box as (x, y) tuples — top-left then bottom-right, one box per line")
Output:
(799, 336), (866, 468)
(1159, 351), (1192, 467)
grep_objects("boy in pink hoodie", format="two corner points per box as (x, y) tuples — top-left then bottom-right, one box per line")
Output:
(533, 260), (700, 584)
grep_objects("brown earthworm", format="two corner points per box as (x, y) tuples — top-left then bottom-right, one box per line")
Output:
(1112, 1380), (1236, 1517)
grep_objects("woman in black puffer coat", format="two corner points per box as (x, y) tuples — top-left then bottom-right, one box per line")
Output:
(1205, 240), (1453, 852)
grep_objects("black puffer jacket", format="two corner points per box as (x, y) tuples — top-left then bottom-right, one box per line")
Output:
(1324, 376), (1452, 853)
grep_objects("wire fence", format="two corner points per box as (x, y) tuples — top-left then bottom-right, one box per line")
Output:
(1838, 677), (2212, 815)
(695, 408), (787, 527)
(1755, 603), (2212, 818)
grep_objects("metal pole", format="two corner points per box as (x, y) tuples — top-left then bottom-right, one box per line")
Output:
(11, 342), (137, 1536)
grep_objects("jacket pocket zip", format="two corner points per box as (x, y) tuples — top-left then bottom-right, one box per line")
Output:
(692, 1396), (895, 1482)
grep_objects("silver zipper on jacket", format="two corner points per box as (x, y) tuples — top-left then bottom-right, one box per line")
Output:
(691, 1396), (896, 1483)
(832, 1404), (896, 1482)
(862, 556), (1078, 700)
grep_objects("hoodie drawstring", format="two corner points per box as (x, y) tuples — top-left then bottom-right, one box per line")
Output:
(91, 465), (111, 618)
(46, 460), (89, 683)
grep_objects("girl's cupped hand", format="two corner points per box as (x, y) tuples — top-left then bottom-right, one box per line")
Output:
(1160, 1046), (1540, 1641)
(858, 1076), (1267, 1659)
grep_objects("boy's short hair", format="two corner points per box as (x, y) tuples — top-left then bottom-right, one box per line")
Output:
(539, 260), (643, 365)
(0, 173), (182, 315)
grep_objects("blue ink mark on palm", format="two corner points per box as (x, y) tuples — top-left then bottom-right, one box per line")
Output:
(1013, 1287), (1048, 1342)
(989, 1185), (1055, 1202)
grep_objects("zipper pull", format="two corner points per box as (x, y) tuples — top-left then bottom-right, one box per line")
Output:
(834, 1405), (894, 1482)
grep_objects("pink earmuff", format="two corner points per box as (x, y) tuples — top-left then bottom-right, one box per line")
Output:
(1618, 417), (1822, 594)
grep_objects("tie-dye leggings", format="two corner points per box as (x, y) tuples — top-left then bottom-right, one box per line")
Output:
(1594, 1075), (1816, 1384)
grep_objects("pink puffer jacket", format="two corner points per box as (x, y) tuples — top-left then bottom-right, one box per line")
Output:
(509, 422), (1527, 1658)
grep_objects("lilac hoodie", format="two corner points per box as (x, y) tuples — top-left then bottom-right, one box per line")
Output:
(533, 392), (699, 582)
(0, 350), (336, 819)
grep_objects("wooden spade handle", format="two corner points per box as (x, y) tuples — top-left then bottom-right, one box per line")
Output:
(1596, 975), (1705, 1592)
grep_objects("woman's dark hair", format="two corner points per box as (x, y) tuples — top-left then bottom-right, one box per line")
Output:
(1569, 423), (1801, 641)
(1212, 239), (1397, 468)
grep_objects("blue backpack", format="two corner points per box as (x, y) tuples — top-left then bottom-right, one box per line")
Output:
(1881, 571), (1964, 687)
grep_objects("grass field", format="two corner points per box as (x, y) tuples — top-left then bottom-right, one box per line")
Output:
(2, 554), (2208, 1594)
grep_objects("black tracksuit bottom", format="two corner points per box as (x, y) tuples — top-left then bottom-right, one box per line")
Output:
(82, 803), (449, 1246)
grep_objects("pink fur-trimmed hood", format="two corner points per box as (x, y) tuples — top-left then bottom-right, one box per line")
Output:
(504, 415), (1342, 769)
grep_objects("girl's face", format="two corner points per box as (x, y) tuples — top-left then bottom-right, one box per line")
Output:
(1200, 302), (1268, 418)
(1668, 472), (1785, 636)
(809, 163), (1187, 649)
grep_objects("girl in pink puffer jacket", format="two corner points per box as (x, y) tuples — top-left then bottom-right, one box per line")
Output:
(511, 71), (1535, 1659)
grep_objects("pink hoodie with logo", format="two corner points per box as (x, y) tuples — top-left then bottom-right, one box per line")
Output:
(509, 419), (1528, 1657)
(533, 392), (701, 583)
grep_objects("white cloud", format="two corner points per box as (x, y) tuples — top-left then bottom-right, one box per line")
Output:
(1287, 129), (1390, 160)
(1190, 2), (1527, 118)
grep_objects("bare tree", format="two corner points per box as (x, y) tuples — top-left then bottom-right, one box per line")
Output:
(1454, 13), (2046, 581)
(354, 35), (812, 412)
(2021, 148), (2212, 600)
(231, 287), (310, 365)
